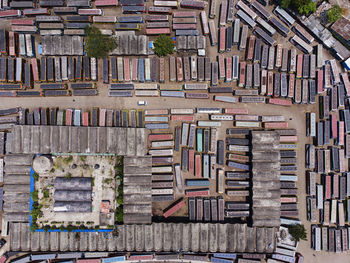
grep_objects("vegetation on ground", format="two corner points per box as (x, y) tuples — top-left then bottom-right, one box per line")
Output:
(288, 224), (307, 242)
(153, 34), (175, 57)
(327, 5), (342, 24)
(115, 156), (124, 224)
(281, 0), (316, 16)
(33, 172), (39, 181)
(30, 190), (42, 232)
(62, 156), (73, 165)
(43, 188), (49, 198)
(85, 26), (117, 58)
(65, 172), (72, 179)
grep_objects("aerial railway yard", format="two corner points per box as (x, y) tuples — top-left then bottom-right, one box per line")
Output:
(0, 0), (349, 262)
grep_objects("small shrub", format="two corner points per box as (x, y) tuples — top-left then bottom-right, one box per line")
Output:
(63, 156), (73, 165)
(43, 189), (49, 198)
(103, 178), (113, 184)
(117, 195), (123, 205)
(115, 207), (123, 223)
(33, 172), (39, 181)
(65, 172), (72, 179)
(31, 190), (39, 202)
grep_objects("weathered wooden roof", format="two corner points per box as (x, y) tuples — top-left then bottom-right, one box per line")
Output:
(9, 223), (276, 253)
(123, 156), (152, 224)
(251, 131), (281, 228)
(3, 154), (33, 223)
(10, 125), (147, 156)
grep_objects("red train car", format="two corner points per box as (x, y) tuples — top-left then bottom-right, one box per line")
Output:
(226, 56), (232, 82)
(268, 98), (292, 106)
(296, 54), (303, 78)
(149, 134), (173, 141)
(338, 121), (344, 146)
(200, 11), (209, 35)
(82, 111), (89, 126)
(225, 108), (249, 114)
(264, 121), (289, 128)
(317, 69), (324, 94)
(341, 73), (350, 96)
(288, 73), (295, 98)
(219, 27), (226, 53)
(99, 108), (106, 126)
(65, 109), (73, 126)
(331, 114), (337, 139)
(185, 189), (210, 197)
(267, 71), (273, 96)
(195, 154), (201, 178)
(146, 28), (170, 34)
(124, 58), (130, 82)
(176, 57), (183, 82)
(238, 61), (246, 87)
(131, 58), (138, 81)
(129, 255), (153, 261)
(218, 54), (225, 79)
(9, 31), (16, 57)
(11, 19), (34, 25)
(189, 149), (194, 175)
(171, 115), (194, 121)
(163, 199), (185, 218)
(294, 79), (302, 103)
(246, 35), (255, 61)
(31, 58), (39, 82)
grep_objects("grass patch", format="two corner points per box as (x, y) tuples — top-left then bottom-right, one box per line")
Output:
(43, 188), (49, 198)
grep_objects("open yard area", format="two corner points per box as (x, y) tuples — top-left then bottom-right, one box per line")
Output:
(32, 154), (121, 230)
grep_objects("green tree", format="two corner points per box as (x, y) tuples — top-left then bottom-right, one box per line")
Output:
(153, 35), (175, 57)
(288, 224), (307, 242)
(297, 0), (316, 15)
(281, 0), (291, 9)
(282, 0), (316, 16)
(85, 26), (117, 58)
(291, 0), (316, 15)
(327, 5), (342, 24)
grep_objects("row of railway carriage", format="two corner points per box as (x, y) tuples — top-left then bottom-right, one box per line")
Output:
(0, 37), (328, 85)
(206, 0), (314, 54)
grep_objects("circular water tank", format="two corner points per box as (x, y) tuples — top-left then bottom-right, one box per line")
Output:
(32, 155), (53, 174)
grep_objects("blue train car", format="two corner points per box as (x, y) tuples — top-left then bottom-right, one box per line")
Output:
(138, 58), (145, 82)
(211, 257), (234, 263)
